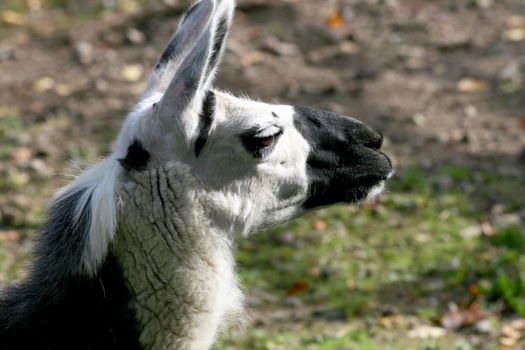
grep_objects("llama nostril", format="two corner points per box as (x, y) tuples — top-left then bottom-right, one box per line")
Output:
(364, 131), (383, 150)
(376, 131), (384, 149)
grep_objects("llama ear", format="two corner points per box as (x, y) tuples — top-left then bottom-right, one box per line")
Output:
(143, 0), (216, 97)
(201, 0), (235, 88)
(155, 0), (235, 141)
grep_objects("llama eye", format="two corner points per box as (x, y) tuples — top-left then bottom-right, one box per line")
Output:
(240, 129), (283, 158)
(257, 135), (275, 148)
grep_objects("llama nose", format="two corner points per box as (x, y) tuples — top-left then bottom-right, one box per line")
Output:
(353, 123), (383, 150)
(363, 130), (383, 150)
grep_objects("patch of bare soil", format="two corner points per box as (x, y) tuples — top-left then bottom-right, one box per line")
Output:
(1, 1), (524, 218)
(1, 0), (524, 346)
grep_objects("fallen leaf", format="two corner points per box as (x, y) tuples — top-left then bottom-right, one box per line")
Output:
(503, 16), (525, 42)
(33, 77), (55, 92)
(500, 336), (518, 347)
(0, 230), (21, 241)
(503, 28), (525, 42)
(520, 116), (525, 130)
(27, 0), (42, 12)
(1, 10), (28, 26)
(456, 78), (489, 93)
(325, 11), (344, 29)
(287, 281), (308, 295)
(408, 325), (446, 339)
(481, 220), (495, 236)
(313, 219), (327, 231)
(12, 147), (32, 163)
(501, 324), (522, 341)
(468, 283), (480, 296)
(378, 315), (408, 329)
(440, 307), (490, 330)
(510, 318), (525, 331)
(240, 50), (266, 67)
(499, 345), (520, 350)
(476, 0), (493, 8)
(412, 113), (427, 126)
(7, 172), (30, 187)
(120, 64), (144, 82)
(55, 83), (74, 96)
(506, 16), (525, 28)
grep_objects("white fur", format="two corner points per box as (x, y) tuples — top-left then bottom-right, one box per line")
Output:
(51, 157), (121, 276)
(114, 164), (244, 350)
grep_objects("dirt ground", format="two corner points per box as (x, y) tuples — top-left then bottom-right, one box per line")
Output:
(1, 0), (525, 215)
(1, 0), (525, 348)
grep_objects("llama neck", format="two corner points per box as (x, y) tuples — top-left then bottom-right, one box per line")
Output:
(114, 166), (243, 350)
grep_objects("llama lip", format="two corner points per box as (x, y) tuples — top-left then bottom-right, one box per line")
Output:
(303, 169), (391, 208)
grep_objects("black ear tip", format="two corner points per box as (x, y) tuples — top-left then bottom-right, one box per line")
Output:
(183, 1), (202, 23)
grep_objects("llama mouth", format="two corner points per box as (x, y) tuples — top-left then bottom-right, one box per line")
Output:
(303, 170), (392, 209)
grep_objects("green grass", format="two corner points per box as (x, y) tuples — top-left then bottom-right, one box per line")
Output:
(212, 164), (525, 349)
(1, 162), (524, 349)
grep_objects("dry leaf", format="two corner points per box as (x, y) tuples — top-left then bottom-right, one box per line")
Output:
(506, 16), (525, 28)
(120, 64), (144, 82)
(501, 324), (522, 341)
(0, 230), (21, 241)
(1, 10), (28, 26)
(313, 219), (327, 231)
(287, 281), (308, 295)
(55, 83), (74, 96)
(240, 50), (266, 67)
(407, 325), (446, 339)
(510, 318), (525, 331)
(8, 172), (30, 187)
(500, 336), (518, 347)
(456, 78), (489, 93)
(499, 345), (520, 350)
(12, 147), (32, 163)
(503, 28), (525, 42)
(520, 116), (525, 130)
(27, 0), (43, 12)
(440, 307), (490, 330)
(468, 283), (480, 296)
(325, 11), (344, 29)
(503, 15), (525, 41)
(481, 220), (495, 236)
(33, 77), (55, 92)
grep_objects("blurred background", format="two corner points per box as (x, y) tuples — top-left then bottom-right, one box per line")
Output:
(1, 0), (525, 349)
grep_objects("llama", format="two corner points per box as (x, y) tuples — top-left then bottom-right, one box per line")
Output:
(0, 0), (393, 349)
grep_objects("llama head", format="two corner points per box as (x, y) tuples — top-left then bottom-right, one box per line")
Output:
(47, 0), (393, 277)
(62, 0), (392, 275)
(113, 0), (393, 235)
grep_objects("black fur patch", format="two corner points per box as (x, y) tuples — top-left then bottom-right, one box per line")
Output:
(194, 91), (216, 157)
(206, 16), (229, 78)
(156, 2), (203, 69)
(0, 188), (142, 349)
(293, 106), (392, 209)
(119, 140), (150, 171)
